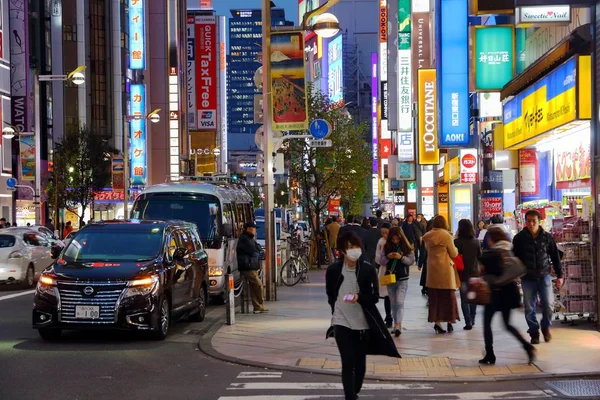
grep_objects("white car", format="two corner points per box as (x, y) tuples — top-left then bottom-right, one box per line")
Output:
(0, 229), (57, 287)
(25, 225), (64, 246)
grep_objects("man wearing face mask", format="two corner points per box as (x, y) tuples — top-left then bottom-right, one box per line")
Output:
(237, 222), (269, 314)
(326, 231), (400, 400)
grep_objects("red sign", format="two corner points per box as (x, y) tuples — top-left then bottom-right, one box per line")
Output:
(379, 139), (391, 159)
(195, 16), (217, 130)
(422, 187), (434, 196)
(460, 149), (478, 184)
(94, 191), (138, 202)
(481, 196), (502, 219)
(328, 196), (341, 214)
(461, 153), (476, 168)
(460, 173), (478, 184)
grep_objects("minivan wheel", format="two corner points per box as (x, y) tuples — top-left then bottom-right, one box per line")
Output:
(189, 286), (207, 322)
(38, 328), (61, 341)
(25, 265), (35, 288)
(151, 296), (170, 340)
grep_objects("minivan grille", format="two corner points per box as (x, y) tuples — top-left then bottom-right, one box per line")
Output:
(58, 282), (126, 324)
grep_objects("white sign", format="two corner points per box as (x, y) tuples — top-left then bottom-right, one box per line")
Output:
(398, 50), (413, 132)
(460, 149), (478, 184)
(398, 131), (415, 162)
(478, 93), (502, 118)
(517, 5), (571, 24)
(309, 139), (332, 147)
(412, 0), (430, 13)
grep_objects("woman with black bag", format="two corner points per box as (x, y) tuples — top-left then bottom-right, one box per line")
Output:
(478, 227), (536, 365)
(326, 231), (400, 400)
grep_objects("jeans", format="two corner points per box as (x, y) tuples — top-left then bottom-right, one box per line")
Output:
(241, 270), (265, 311)
(334, 325), (368, 400)
(387, 280), (409, 326)
(483, 306), (529, 350)
(459, 282), (477, 326)
(521, 274), (554, 335)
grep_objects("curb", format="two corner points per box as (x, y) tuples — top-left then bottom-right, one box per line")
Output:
(196, 318), (600, 383)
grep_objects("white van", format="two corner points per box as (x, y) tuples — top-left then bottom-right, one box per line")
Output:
(131, 176), (255, 303)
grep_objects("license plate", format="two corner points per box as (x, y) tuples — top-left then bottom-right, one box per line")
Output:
(75, 305), (100, 319)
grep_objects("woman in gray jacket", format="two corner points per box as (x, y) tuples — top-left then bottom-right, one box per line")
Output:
(379, 227), (415, 337)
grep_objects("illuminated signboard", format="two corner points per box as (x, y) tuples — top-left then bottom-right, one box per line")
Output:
(128, 0), (145, 70)
(196, 15), (217, 130)
(328, 35), (343, 103)
(130, 84), (147, 186)
(372, 53), (378, 178)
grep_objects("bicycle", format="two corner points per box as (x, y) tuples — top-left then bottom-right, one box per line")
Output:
(280, 237), (310, 286)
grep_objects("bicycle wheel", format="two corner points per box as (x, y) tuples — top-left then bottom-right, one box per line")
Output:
(280, 258), (302, 286)
(299, 258), (311, 283)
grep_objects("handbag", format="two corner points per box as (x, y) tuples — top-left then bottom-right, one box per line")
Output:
(466, 277), (491, 305)
(453, 254), (465, 272)
(380, 272), (397, 286)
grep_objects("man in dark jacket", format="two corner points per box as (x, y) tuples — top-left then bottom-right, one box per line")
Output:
(339, 215), (367, 246)
(237, 222), (268, 314)
(401, 214), (418, 249)
(362, 217), (381, 265)
(513, 210), (563, 344)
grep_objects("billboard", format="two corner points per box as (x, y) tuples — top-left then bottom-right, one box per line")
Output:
(418, 69), (440, 165)
(413, 13), (431, 70)
(372, 53), (378, 175)
(438, 0), (469, 147)
(459, 149), (478, 184)
(130, 84), (147, 186)
(379, 0), (390, 140)
(328, 35), (343, 103)
(398, 0), (412, 132)
(474, 26), (515, 91)
(128, 0), (145, 70)
(271, 31), (308, 131)
(195, 16), (217, 130)
(187, 16), (196, 130)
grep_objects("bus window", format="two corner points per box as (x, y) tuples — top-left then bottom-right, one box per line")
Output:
(222, 203), (235, 237)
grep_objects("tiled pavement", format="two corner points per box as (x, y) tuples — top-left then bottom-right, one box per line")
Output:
(208, 269), (600, 381)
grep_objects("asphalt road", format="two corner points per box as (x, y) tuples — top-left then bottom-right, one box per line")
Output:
(0, 285), (593, 400)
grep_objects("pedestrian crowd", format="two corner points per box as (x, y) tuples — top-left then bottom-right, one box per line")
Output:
(323, 210), (562, 400)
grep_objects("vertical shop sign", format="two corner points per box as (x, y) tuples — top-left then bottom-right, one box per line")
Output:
(9, 0), (30, 134)
(474, 26), (515, 91)
(112, 157), (124, 192)
(128, 0), (145, 70)
(372, 53), (378, 176)
(387, 0), (398, 130)
(481, 194), (503, 220)
(271, 31), (308, 131)
(19, 136), (35, 181)
(187, 16), (196, 130)
(398, 0), (412, 132)
(418, 69), (439, 165)
(439, 0), (469, 146)
(519, 149), (539, 196)
(379, 0), (390, 139)
(196, 15), (217, 130)
(460, 149), (478, 183)
(130, 84), (147, 186)
(328, 35), (343, 104)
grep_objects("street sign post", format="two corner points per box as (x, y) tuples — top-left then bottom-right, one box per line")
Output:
(309, 139), (332, 147)
(38, 74), (68, 82)
(309, 119), (331, 139)
(6, 178), (16, 188)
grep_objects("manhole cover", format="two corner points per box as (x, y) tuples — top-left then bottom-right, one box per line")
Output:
(546, 380), (600, 397)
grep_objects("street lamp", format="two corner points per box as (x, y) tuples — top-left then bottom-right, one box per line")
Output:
(311, 13), (341, 38)
(122, 109), (161, 218)
(261, 0), (342, 301)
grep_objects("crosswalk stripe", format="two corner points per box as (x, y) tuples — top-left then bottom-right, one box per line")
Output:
(410, 390), (554, 399)
(237, 372), (283, 379)
(218, 396), (342, 400)
(228, 382), (433, 390)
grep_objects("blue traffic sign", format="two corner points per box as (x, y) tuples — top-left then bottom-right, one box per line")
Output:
(6, 178), (16, 188)
(309, 119), (331, 140)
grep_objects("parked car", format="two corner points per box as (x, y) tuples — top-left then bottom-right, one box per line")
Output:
(62, 230), (78, 246)
(23, 225), (64, 247)
(0, 229), (57, 287)
(32, 220), (209, 341)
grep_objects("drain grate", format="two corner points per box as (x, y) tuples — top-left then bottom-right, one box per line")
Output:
(546, 380), (600, 397)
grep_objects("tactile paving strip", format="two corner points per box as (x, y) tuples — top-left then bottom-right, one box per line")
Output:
(546, 380), (600, 397)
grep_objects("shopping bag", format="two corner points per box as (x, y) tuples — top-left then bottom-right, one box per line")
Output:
(453, 254), (465, 272)
(379, 272), (397, 286)
(466, 277), (491, 305)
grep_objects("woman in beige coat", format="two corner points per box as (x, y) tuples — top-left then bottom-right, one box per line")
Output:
(422, 215), (460, 333)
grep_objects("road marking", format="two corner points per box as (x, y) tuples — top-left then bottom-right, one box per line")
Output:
(410, 390), (555, 399)
(228, 382), (433, 390)
(219, 396), (342, 400)
(237, 372), (283, 379)
(0, 289), (35, 302)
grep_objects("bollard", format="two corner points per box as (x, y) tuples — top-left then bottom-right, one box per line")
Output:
(226, 274), (235, 325)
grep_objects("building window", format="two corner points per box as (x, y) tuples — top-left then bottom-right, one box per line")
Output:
(63, 25), (77, 42)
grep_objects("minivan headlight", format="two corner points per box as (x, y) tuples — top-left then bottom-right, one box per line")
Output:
(36, 275), (56, 297)
(123, 275), (159, 299)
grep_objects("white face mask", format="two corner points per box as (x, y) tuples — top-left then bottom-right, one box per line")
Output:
(345, 248), (362, 262)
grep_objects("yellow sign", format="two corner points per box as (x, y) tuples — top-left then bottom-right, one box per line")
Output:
(503, 55), (591, 149)
(418, 69), (440, 165)
(444, 157), (459, 182)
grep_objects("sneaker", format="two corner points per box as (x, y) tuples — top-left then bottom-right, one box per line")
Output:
(253, 308), (269, 314)
(542, 328), (552, 342)
(530, 333), (540, 345)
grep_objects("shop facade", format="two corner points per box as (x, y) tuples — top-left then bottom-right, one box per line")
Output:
(502, 54), (595, 321)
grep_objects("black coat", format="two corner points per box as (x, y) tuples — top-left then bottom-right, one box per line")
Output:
(479, 248), (521, 310)
(512, 227), (563, 281)
(401, 222), (417, 244)
(325, 259), (401, 358)
(362, 227), (381, 265)
(454, 237), (482, 282)
(236, 232), (261, 271)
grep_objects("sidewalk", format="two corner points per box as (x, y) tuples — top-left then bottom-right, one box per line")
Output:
(206, 269), (600, 381)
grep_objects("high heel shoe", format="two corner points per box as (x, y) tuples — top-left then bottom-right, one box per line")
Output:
(447, 323), (454, 333)
(479, 348), (496, 365)
(525, 344), (536, 365)
(433, 324), (446, 334)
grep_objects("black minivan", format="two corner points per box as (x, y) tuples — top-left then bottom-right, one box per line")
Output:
(32, 220), (209, 341)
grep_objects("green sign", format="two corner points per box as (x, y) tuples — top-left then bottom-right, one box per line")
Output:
(398, 0), (410, 50)
(407, 181), (416, 190)
(474, 26), (515, 91)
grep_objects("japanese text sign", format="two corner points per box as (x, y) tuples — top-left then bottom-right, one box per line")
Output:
(128, 0), (145, 70)
(130, 84), (147, 186)
(474, 26), (515, 91)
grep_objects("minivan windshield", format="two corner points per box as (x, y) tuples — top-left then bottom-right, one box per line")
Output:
(131, 194), (222, 248)
(61, 227), (164, 262)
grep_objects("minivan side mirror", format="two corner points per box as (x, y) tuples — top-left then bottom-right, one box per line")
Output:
(173, 247), (187, 261)
(50, 245), (62, 259)
(222, 223), (233, 237)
